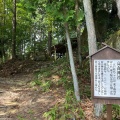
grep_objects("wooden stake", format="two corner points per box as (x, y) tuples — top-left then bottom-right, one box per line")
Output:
(107, 104), (112, 120)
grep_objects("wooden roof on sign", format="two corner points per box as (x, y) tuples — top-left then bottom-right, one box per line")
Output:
(89, 45), (120, 57)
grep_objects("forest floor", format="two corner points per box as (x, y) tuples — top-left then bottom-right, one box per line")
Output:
(0, 59), (105, 120)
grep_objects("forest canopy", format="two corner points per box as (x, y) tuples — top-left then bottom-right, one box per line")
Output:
(0, 0), (120, 63)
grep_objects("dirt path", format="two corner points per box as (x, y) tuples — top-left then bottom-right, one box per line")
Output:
(0, 74), (65, 120)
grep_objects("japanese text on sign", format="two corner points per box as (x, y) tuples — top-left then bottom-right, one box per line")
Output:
(94, 60), (120, 97)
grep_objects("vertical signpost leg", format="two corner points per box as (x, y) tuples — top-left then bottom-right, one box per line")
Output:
(107, 104), (112, 120)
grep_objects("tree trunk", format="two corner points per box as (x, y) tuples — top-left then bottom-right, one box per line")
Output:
(115, 0), (120, 19)
(64, 22), (80, 101)
(47, 0), (53, 57)
(83, 0), (103, 117)
(12, 0), (16, 59)
(83, 0), (97, 55)
(75, 0), (82, 65)
(2, 0), (6, 62)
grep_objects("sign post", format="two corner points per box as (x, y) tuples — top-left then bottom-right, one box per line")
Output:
(90, 45), (120, 119)
(107, 104), (112, 120)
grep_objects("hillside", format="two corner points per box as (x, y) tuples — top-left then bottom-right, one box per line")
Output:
(0, 57), (116, 120)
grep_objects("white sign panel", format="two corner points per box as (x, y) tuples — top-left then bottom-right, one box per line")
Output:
(94, 60), (120, 97)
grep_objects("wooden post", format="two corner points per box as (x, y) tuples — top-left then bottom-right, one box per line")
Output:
(107, 104), (112, 120)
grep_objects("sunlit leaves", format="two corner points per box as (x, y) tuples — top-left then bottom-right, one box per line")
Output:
(65, 10), (75, 22)
(77, 9), (84, 22)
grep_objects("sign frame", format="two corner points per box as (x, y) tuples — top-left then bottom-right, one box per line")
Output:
(90, 46), (120, 104)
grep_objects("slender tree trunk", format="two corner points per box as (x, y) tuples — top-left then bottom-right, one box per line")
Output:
(75, 0), (82, 65)
(2, 0), (6, 62)
(48, 31), (52, 56)
(64, 22), (80, 101)
(0, 0), (6, 63)
(83, 0), (103, 117)
(47, 0), (53, 57)
(12, 0), (16, 59)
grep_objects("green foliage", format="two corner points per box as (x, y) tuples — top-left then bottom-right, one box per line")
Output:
(46, 0), (84, 25)
(65, 10), (75, 22)
(112, 105), (120, 118)
(30, 79), (42, 86)
(0, 0), (118, 62)
(77, 9), (84, 22)
(0, 0), (86, 61)
(30, 79), (52, 92)
(43, 105), (57, 120)
(41, 81), (52, 91)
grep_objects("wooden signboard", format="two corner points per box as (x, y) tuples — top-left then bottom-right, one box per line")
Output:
(90, 46), (120, 104)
